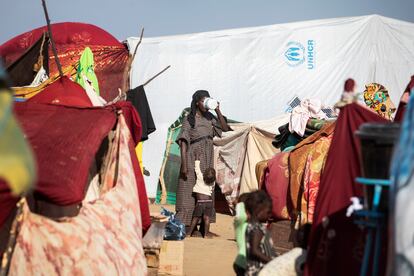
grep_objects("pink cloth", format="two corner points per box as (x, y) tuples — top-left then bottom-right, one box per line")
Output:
(7, 116), (147, 275)
(264, 152), (291, 220)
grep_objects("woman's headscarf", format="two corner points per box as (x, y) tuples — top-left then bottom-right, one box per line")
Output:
(363, 83), (396, 120)
(344, 78), (355, 93)
(188, 90), (214, 128)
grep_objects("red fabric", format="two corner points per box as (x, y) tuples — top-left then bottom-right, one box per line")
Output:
(28, 76), (93, 107)
(263, 152), (291, 220)
(0, 179), (18, 228)
(14, 103), (117, 205)
(305, 103), (387, 276)
(394, 76), (414, 122)
(344, 78), (355, 92)
(13, 102), (150, 231)
(394, 101), (407, 122)
(114, 101), (142, 146)
(128, 140), (151, 233)
(117, 101), (150, 232)
(0, 22), (129, 101)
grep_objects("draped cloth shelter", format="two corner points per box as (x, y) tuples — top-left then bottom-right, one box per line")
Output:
(4, 116), (147, 276)
(305, 103), (387, 276)
(288, 123), (335, 224)
(0, 22), (129, 101)
(214, 116), (289, 211)
(263, 152), (291, 220)
(13, 100), (151, 232)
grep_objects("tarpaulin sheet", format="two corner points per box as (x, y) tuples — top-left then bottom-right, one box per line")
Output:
(127, 15), (414, 197)
(0, 22), (129, 101)
(214, 115), (289, 208)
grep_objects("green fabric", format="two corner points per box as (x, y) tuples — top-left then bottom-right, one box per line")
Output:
(282, 145), (295, 152)
(234, 202), (248, 269)
(156, 108), (191, 204)
(307, 118), (326, 131)
(76, 47), (100, 95)
(156, 108), (240, 204)
(281, 133), (301, 151)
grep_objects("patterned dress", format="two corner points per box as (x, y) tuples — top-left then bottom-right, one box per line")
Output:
(245, 222), (277, 276)
(176, 114), (222, 226)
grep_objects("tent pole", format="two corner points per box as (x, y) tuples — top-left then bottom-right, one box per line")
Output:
(122, 28), (144, 92)
(131, 28), (145, 62)
(41, 0), (63, 78)
(142, 65), (171, 87)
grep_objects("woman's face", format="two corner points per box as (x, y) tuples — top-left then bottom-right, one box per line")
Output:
(196, 97), (208, 113)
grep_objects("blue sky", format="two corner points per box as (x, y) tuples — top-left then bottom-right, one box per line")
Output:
(1, 0), (414, 43)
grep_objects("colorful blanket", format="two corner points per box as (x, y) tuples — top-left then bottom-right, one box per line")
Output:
(288, 123), (335, 224)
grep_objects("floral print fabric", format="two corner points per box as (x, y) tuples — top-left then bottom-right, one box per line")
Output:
(6, 115), (147, 276)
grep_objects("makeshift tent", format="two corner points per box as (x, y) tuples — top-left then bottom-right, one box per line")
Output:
(127, 15), (414, 197)
(2, 115), (147, 275)
(305, 103), (387, 276)
(214, 116), (289, 210)
(5, 32), (49, 87)
(0, 22), (129, 101)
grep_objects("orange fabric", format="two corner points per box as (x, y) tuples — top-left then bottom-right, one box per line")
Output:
(288, 122), (335, 221)
(300, 133), (333, 223)
(256, 159), (270, 190)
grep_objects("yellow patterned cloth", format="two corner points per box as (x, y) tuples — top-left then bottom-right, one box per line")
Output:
(363, 83), (396, 120)
(12, 64), (77, 100)
(0, 89), (36, 195)
(135, 142), (144, 173)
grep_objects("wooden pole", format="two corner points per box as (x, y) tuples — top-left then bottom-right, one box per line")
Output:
(131, 28), (144, 63)
(41, 0), (63, 77)
(122, 28), (144, 92)
(143, 65), (171, 87)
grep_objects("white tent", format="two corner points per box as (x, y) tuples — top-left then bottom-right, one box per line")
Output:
(127, 15), (414, 197)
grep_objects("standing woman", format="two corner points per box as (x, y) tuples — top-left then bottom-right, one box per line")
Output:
(176, 90), (230, 230)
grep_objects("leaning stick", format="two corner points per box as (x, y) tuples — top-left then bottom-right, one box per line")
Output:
(41, 0), (63, 77)
(122, 28), (144, 92)
(142, 65), (171, 87)
(131, 28), (144, 63)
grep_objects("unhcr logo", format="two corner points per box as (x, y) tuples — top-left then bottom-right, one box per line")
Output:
(284, 40), (316, 69)
(285, 41), (305, 67)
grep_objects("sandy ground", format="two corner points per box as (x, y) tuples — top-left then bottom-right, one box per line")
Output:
(150, 204), (237, 276)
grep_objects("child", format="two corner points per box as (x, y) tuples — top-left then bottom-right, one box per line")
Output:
(233, 193), (250, 276)
(187, 157), (216, 238)
(245, 190), (277, 276)
(258, 223), (311, 276)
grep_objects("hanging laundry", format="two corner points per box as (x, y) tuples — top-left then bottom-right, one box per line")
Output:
(289, 99), (327, 137)
(76, 47), (100, 95)
(126, 85), (156, 141)
(363, 83), (396, 120)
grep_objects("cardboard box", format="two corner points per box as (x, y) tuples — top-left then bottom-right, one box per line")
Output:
(158, 240), (184, 275)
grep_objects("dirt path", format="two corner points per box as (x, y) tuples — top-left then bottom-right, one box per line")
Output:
(150, 205), (237, 276)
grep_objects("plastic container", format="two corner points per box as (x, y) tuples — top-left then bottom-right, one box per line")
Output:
(355, 123), (400, 211)
(203, 98), (218, 110)
(143, 220), (167, 249)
